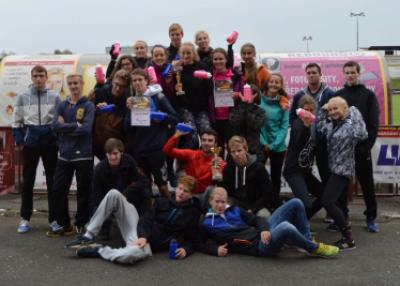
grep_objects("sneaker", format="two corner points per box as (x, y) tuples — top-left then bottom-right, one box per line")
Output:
(17, 220), (31, 233)
(367, 220), (379, 233)
(46, 225), (75, 238)
(65, 235), (97, 249)
(309, 243), (339, 258)
(76, 246), (101, 258)
(326, 222), (338, 232)
(334, 237), (356, 251)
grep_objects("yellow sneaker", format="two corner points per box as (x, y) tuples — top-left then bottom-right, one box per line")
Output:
(309, 243), (339, 258)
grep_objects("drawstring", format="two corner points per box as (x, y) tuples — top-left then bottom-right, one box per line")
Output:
(235, 166), (238, 189)
(235, 166), (247, 188)
(243, 166), (246, 186)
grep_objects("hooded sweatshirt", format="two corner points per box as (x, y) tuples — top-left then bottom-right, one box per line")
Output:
(12, 86), (60, 148)
(221, 154), (273, 213)
(52, 96), (94, 161)
(260, 95), (289, 152)
(335, 83), (380, 153)
(137, 194), (201, 256)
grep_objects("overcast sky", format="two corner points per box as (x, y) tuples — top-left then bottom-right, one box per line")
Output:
(1, 0), (398, 55)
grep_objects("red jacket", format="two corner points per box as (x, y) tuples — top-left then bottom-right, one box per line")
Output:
(163, 135), (225, 194)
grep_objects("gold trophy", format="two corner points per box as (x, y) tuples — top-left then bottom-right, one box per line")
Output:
(175, 70), (185, 96)
(210, 146), (223, 182)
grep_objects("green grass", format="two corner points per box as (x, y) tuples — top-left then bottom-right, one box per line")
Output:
(391, 78), (400, 89)
(392, 95), (400, 124)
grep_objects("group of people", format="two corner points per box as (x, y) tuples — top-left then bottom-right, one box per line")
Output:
(11, 23), (380, 265)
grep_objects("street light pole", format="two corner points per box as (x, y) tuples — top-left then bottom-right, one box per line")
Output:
(350, 12), (365, 50)
(302, 36), (312, 52)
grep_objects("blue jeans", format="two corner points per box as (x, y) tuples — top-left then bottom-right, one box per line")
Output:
(258, 198), (317, 256)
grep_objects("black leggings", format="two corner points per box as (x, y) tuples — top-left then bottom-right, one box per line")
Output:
(284, 172), (323, 219)
(321, 174), (349, 229)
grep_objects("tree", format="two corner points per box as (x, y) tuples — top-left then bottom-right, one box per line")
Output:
(54, 49), (73, 55)
(0, 51), (15, 62)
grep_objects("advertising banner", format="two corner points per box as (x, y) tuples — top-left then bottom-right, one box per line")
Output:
(0, 128), (15, 194)
(371, 126), (400, 183)
(0, 55), (80, 126)
(258, 51), (389, 124)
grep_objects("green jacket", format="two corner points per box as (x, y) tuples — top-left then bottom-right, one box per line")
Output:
(259, 95), (289, 152)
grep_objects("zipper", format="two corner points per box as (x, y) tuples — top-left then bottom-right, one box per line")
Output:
(38, 89), (42, 126)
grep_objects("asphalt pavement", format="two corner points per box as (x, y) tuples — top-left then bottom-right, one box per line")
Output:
(1, 195), (400, 286)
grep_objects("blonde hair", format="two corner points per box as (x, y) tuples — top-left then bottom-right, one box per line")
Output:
(209, 187), (228, 200)
(179, 42), (200, 62)
(66, 73), (83, 82)
(178, 175), (197, 193)
(328, 96), (349, 117)
(228, 136), (249, 152)
(195, 30), (209, 42)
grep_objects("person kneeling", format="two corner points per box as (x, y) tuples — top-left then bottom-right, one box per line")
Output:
(65, 175), (201, 264)
(197, 187), (338, 258)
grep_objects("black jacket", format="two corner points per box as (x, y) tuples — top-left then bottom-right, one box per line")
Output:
(124, 92), (179, 158)
(167, 44), (179, 63)
(198, 44), (234, 69)
(335, 83), (380, 153)
(91, 154), (150, 215)
(229, 102), (266, 159)
(137, 195), (201, 256)
(178, 61), (213, 112)
(221, 154), (273, 213)
(283, 118), (312, 176)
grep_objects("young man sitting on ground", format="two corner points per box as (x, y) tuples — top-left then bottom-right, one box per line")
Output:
(66, 176), (201, 264)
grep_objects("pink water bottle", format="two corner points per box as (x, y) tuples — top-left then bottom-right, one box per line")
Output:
(226, 31), (239, 45)
(95, 65), (105, 84)
(193, 70), (212, 79)
(112, 42), (121, 58)
(296, 108), (316, 122)
(147, 66), (158, 84)
(243, 84), (252, 103)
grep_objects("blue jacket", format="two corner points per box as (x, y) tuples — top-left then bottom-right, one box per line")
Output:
(52, 96), (94, 161)
(260, 95), (289, 152)
(289, 83), (335, 143)
(125, 91), (179, 158)
(289, 82), (335, 125)
(200, 205), (269, 256)
(12, 87), (60, 148)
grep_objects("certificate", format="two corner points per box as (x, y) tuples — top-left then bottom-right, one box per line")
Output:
(214, 80), (234, 108)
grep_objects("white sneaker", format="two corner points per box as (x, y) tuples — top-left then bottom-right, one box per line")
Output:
(17, 219), (31, 233)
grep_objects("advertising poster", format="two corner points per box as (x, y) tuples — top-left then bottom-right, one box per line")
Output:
(0, 55), (80, 126)
(371, 126), (400, 183)
(259, 51), (389, 124)
(0, 128), (15, 194)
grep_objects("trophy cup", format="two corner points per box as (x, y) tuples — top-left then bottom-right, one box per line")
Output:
(175, 70), (185, 96)
(210, 146), (223, 182)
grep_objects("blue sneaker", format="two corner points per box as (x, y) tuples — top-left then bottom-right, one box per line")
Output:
(76, 246), (102, 258)
(367, 220), (379, 233)
(65, 235), (97, 249)
(17, 220), (30, 233)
